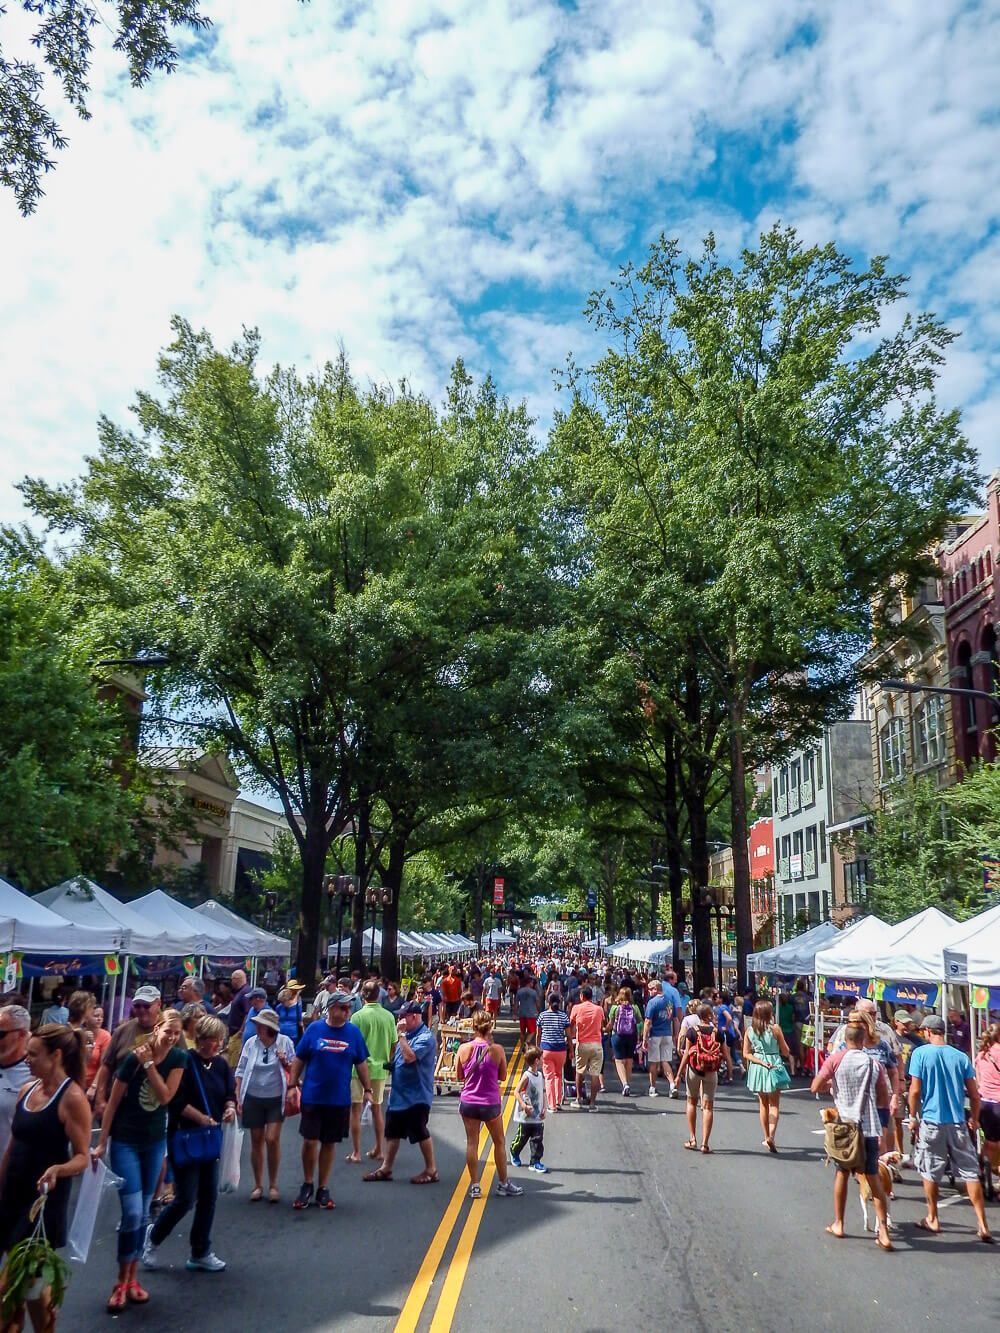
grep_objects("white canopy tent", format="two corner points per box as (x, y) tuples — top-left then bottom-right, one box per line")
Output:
(813, 915), (892, 979)
(943, 901), (1000, 988)
(748, 921), (841, 976)
(2, 877), (121, 954)
(579, 934), (608, 950)
(193, 900), (290, 959)
(608, 938), (738, 969)
(866, 906), (959, 983)
(331, 928), (426, 960)
(485, 929), (516, 946)
(130, 890), (257, 956)
(36, 878), (176, 955)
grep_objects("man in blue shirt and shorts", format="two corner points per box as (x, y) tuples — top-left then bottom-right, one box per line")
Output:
(363, 1001), (439, 1184)
(908, 1013), (992, 1242)
(643, 980), (682, 1098)
(287, 990), (373, 1210)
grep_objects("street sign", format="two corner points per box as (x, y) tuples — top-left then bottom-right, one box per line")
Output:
(492, 877), (505, 906)
(496, 908), (536, 920)
(725, 930), (736, 943)
(557, 910), (595, 922)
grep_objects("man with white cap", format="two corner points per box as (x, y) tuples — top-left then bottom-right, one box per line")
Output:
(95, 985), (162, 1119)
(286, 991), (374, 1210)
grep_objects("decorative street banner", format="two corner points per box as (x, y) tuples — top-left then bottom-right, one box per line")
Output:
(183, 957), (196, 975)
(493, 877), (505, 907)
(873, 980), (939, 1007)
(104, 956), (121, 976)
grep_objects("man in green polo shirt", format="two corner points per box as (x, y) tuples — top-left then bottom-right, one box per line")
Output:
(347, 980), (398, 1162)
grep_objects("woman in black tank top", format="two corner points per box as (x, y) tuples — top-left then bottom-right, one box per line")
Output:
(0, 1025), (92, 1329)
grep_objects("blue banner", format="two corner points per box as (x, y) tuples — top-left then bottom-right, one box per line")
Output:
(822, 977), (869, 999)
(19, 955), (107, 978)
(876, 981), (939, 1007)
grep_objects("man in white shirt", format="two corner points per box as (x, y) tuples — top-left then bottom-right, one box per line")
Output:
(0, 1005), (32, 1161)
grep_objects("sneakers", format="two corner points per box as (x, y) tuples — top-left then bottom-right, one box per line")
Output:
(622, 1086), (631, 1097)
(469, 1183), (482, 1199)
(497, 1180), (524, 1196)
(186, 1253), (226, 1273)
(589, 1105), (600, 1113)
(141, 1223), (160, 1270)
(529, 1162), (548, 1173)
(669, 1085), (680, 1100)
(315, 1187), (335, 1210)
(510, 1154), (523, 1167)
(293, 1182), (314, 1210)
(648, 1087), (659, 1098)
(570, 1099), (582, 1109)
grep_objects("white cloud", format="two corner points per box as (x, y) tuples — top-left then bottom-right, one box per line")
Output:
(1, 0), (998, 522)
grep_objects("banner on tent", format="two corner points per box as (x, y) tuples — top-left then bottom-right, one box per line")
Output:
(820, 976), (871, 999)
(873, 980), (939, 1007)
(130, 956), (194, 981)
(17, 955), (108, 979)
(972, 986), (1000, 1010)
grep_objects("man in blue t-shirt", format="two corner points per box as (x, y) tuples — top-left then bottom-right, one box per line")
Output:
(907, 1014), (991, 1240)
(642, 980), (681, 1097)
(287, 991), (373, 1210)
(363, 1001), (438, 1184)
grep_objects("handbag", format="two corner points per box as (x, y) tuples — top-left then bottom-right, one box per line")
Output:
(823, 1059), (875, 1171)
(172, 1058), (223, 1168)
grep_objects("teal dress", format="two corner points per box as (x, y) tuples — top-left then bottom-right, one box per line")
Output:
(745, 1027), (790, 1094)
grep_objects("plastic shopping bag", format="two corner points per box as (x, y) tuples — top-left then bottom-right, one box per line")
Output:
(67, 1158), (121, 1263)
(360, 1101), (373, 1126)
(219, 1121), (244, 1194)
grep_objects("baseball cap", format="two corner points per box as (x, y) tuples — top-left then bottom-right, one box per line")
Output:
(398, 1001), (423, 1016)
(328, 990), (354, 1007)
(921, 1014), (946, 1033)
(893, 1010), (916, 1026)
(247, 988), (267, 1001)
(132, 986), (161, 1005)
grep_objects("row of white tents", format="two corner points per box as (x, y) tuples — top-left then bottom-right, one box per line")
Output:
(332, 927), (478, 960)
(607, 938), (738, 969)
(748, 902), (1000, 994)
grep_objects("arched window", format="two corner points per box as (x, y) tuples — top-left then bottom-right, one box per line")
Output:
(879, 717), (907, 781)
(915, 696), (947, 766)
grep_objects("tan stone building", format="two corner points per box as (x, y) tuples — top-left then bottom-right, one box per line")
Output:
(142, 747), (239, 896)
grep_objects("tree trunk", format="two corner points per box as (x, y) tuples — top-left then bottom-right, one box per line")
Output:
(600, 846), (617, 944)
(379, 838), (406, 982)
(688, 796), (714, 991)
(729, 694), (752, 993)
(349, 797), (370, 973)
(294, 826), (328, 987)
(663, 732), (687, 983)
(649, 840), (661, 936)
(472, 863), (486, 949)
(624, 900), (634, 937)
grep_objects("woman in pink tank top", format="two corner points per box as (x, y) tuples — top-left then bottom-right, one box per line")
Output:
(456, 1014), (522, 1198)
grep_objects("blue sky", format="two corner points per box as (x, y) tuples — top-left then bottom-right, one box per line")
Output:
(2, 0), (999, 524)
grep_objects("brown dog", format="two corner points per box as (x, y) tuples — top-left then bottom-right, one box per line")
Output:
(820, 1108), (898, 1231)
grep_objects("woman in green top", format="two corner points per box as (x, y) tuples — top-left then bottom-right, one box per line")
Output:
(93, 1009), (187, 1312)
(742, 1000), (791, 1153)
(606, 987), (644, 1096)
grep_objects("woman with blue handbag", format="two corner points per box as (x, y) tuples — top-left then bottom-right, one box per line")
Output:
(141, 1015), (235, 1276)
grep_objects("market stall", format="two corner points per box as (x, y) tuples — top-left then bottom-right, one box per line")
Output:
(193, 899), (290, 959)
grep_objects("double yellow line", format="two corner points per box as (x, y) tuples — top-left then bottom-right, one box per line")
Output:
(395, 1038), (526, 1332)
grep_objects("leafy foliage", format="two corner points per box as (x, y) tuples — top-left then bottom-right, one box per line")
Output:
(2, 1), (211, 213)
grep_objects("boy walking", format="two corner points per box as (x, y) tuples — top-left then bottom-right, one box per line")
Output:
(510, 1048), (547, 1173)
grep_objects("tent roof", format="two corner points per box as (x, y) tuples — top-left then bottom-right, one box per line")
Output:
(748, 921), (841, 975)
(36, 877), (175, 955)
(1, 877), (122, 955)
(866, 906), (959, 982)
(943, 901), (1000, 986)
(814, 915), (893, 976)
(192, 900), (290, 959)
(130, 890), (255, 956)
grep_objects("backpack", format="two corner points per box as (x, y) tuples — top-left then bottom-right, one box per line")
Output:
(614, 1003), (636, 1036)
(689, 1027), (722, 1074)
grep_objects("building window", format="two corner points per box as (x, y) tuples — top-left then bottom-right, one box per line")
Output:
(879, 717), (907, 781)
(805, 825), (817, 876)
(815, 748), (823, 789)
(819, 820), (827, 863)
(915, 696), (947, 767)
(843, 859), (870, 906)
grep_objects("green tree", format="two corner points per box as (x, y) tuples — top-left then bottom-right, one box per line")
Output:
(552, 224), (980, 986)
(0, 536), (143, 887)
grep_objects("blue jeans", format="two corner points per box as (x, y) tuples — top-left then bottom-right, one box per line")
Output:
(109, 1138), (166, 1263)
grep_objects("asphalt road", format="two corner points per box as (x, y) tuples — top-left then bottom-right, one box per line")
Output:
(55, 1025), (1000, 1332)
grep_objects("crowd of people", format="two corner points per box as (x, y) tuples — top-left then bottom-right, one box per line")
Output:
(0, 937), (998, 1326)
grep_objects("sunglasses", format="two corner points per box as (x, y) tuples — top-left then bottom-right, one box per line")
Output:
(131, 1002), (153, 1011)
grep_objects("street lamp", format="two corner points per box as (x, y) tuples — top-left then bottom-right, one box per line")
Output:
(880, 678), (1000, 718)
(327, 874), (359, 976)
(365, 883), (394, 969)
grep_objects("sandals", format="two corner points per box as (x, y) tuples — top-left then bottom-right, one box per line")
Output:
(683, 1140), (698, 1151)
(366, 1147), (383, 1159)
(127, 1280), (150, 1304)
(363, 1168), (394, 1182)
(107, 1284), (128, 1313)
(410, 1171), (440, 1185)
(268, 1186), (280, 1204)
(249, 1186), (264, 1202)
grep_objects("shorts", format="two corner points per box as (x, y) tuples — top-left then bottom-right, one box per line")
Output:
(459, 1101), (502, 1122)
(834, 1135), (880, 1176)
(299, 1103), (351, 1144)
(519, 1017), (538, 1037)
(575, 1042), (604, 1076)
(385, 1103), (431, 1144)
(241, 1093), (283, 1128)
(685, 1068), (719, 1102)
(914, 1120), (980, 1183)
(980, 1100), (1000, 1142)
(351, 1077), (386, 1105)
(444, 1000), (460, 1018)
(486, 998), (501, 1016)
(647, 1035), (674, 1064)
(877, 1106), (890, 1129)
(610, 1033), (637, 1060)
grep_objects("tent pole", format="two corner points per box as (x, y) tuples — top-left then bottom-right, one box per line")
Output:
(106, 967), (118, 1030)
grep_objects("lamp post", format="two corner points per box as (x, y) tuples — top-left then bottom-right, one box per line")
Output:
(880, 678), (1000, 718)
(364, 884), (394, 969)
(327, 875), (359, 976)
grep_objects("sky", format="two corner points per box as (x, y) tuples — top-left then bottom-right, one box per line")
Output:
(2, 0), (1000, 526)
